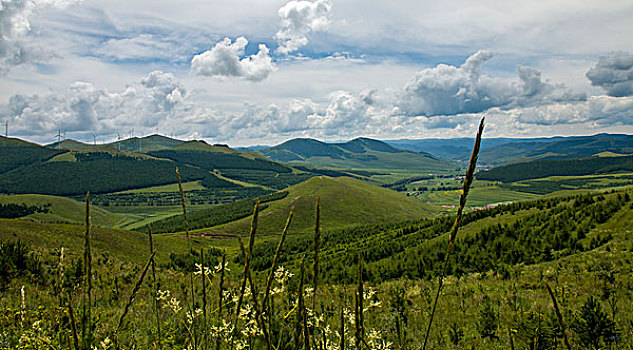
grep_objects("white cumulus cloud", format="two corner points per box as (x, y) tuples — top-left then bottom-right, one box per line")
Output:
(397, 50), (584, 117)
(190, 37), (275, 82)
(0, 0), (81, 74)
(275, 0), (331, 55)
(2, 70), (188, 138)
(586, 51), (633, 97)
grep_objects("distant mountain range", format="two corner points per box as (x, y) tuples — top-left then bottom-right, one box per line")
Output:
(385, 133), (633, 165)
(259, 137), (456, 172)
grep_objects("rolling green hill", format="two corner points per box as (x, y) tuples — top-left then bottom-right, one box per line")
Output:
(387, 134), (633, 165)
(476, 155), (633, 183)
(108, 134), (184, 152)
(260, 137), (456, 171)
(46, 139), (116, 152)
(192, 176), (439, 236)
(149, 141), (321, 190)
(246, 188), (632, 283)
(149, 141), (292, 173)
(0, 136), (64, 174)
(0, 151), (234, 196)
(473, 134), (633, 165)
(0, 194), (126, 227)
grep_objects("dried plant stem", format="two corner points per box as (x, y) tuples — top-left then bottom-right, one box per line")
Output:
(422, 117), (484, 350)
(295, 254), (309, 350)
(82, 192), (93, 350)
(176, 167), (196, 338)
(237, 238), (273, 350)
(201, 248), (208, 349)
(175, 167), (190, 247)
(339, 304), (345, 350)
(263, 207), (295, 309)
(216, 252), (226, 350)
(355, 255), (364, 350)
(116, 251), (156, 333)
(148, 225), (161, 349)
(544, 282), (572, 350)
(231, 202), (260, 350)
(312, 197), (321, 311)
(67, 291), (80, 350)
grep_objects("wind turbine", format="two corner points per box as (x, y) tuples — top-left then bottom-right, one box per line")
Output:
(55, 130), (63, 149)
(4, 120), (7, 138)
(117, 133), (121, 151)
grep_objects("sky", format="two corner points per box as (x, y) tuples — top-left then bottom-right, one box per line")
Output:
(1, 0), (632, 147)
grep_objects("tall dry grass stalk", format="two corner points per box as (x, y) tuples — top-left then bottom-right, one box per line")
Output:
(216, 252), (226, 350)
(339, 304), (345, 350)
(421, 117), (484, 350)
(231, 202), (260, 350)
(355, 255), (364, 350)
(67, 290), (80, 350)
(312, 197), (321, 311)
(544, 282), (572, 350)
(115, 251), (156, 334)
(201, 248), (208, 349)
(175, 168), (190, 247)
(294, 254), (309, 350)
(82, 191), (93, 350)
(263, 207), (295, 309)
(237, 237), (272, 349)
(148, 224), (161, 349)
(233, 201), (259, 324)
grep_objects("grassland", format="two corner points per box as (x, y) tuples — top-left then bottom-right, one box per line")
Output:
(114, 181), (206, 194)
(194, 176), (440, 236)
(0, 187), (631, 349)
(0, 194), (127, 227)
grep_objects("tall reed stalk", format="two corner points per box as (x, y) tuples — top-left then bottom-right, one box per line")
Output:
(421, 117), (484, 350)
(82, 192), (93, 350)
(294, 254), (309, 349)
(237, 237), (272, 349)
(67, 290), (80, 350)
(148, 224), (161, 349)
(263, 207), (295, 310)
(175, 168), (190, 247)
(544, 282), (572, 350)
(355, 255), (364, 350)
(201, 248), (208, 350)
(115, 251), (156, 334)
(231, 202), (260, 350)
(216, 252), (226, 350)
(312, 197), (321, 311)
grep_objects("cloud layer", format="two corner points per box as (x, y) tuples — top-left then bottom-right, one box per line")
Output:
(190, 37), (275, 82)
(275, 0), (331, 54)
(0, 0), (81, 74)
(397, 50), (585, 117)
(586, 51), (633, 97)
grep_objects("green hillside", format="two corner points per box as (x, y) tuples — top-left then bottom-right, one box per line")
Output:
(246, 188), (631, 283)
(0, 151), (234, 195)
(194, 176), (439, 236)
(149, 142), (291, 173)
(1, 186), (632, 349)
(260, 137), (456, 171)
(0, 136), (64, 173)
(140, 191), (289, 234)
(473, 134), (633, 165)
(477, 155), (633, 182)
(0, 219), (225, 266)
(46, 139), (116, 152)
(108, 134), (183, 152)
(149, 141), (320, 190)
(0, 194), (126, 227)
